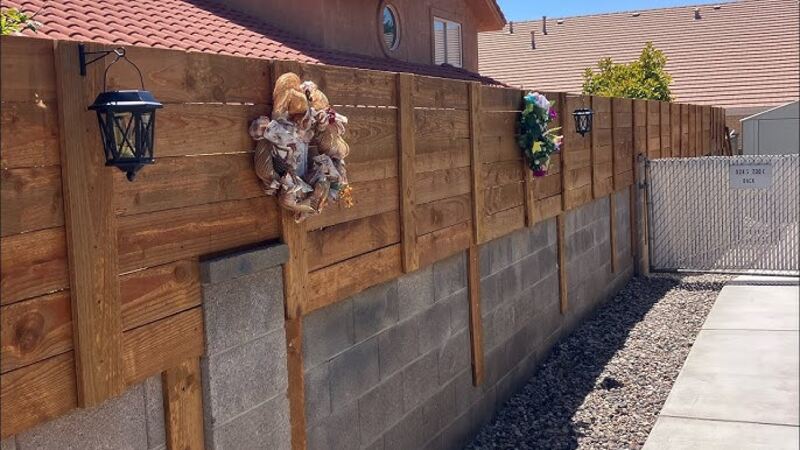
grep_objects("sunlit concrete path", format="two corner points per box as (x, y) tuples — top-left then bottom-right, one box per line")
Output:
(644, 275), (800, 450)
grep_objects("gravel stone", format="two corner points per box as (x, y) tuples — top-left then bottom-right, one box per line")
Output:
(466, 274), (729, 450)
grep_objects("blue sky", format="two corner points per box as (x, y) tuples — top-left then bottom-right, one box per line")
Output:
(497, 0), (729, 21)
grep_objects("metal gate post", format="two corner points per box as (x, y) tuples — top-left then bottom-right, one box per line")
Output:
(633, 153), (651, 276)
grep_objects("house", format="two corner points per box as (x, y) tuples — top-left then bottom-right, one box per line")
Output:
(741, 101), (800, 155)
(477, 0), (800, 150)
(4, 0), (505, 81)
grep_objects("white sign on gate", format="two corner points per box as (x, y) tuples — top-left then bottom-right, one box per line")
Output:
(729, 164), (773, 189)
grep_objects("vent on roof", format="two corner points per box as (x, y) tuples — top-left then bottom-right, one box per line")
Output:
(542, 16), (548, 35)
(694, 7), (702, 19)
(557, 19), (564, 24)
(509, 21), (514, 34)
(632, 12), (641, 17)
(713, 5), (722, 9)
(531, 30), (536, 49)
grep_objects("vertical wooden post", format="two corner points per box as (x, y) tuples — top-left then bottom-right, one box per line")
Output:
(590, 96), (599, 199)
(556, 93), (568, 314)
(468, 82), (484, 243)
(54, 41), (124, 407)
(523, 165), (535, 227)
(397, 73), (418, 272)
(466, 82), (485, 385)
(285, 317), (306, 450)
(162, 358), (205, 450)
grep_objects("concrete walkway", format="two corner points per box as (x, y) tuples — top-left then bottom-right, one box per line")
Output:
(644, 275), (800, 450)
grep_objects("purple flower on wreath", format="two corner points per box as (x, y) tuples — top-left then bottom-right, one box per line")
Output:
(549, 108), (558, 120)
(533, 168), (548, 177)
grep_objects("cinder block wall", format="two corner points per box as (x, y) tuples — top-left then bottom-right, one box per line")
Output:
(302, 193), (634, 450)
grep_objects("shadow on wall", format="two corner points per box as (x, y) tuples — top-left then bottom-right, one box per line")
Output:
(467, 276), (725, 449)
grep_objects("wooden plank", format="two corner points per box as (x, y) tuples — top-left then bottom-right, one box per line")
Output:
(338, 107), (398, 164)
(563, 94), (592, 209)
(415, 147), (470, 174)
(480, 86), (522, 111)
(592, 96), (613, 198)
(633, 99), (648, 159)
(681, 104), (690, 157)
(306, 210), (400, 271)
(122, 307), (204, 386)
(412, 76), (469, 109)
(415, 109), (470, 142)
(564, 165), (592, 190)
(533, 195), (562, 221)
(307, 177), (399, 230)
(285, 317), (306, 450)
(114, 153), (263, 216)
(54, 41), (123, 407)
(286, 62), (397, 107)
(671, 103), (682, 158)
(484, 181), (525, 215)
(524, 167), (535, 227)
(483, 160), (524, 188)
(702, 106), (712, 155)
(0, 291), (72, 373)
(118, 196), (281, 272)
(610, 193), (618, 273)
(416, 166), (471, 205)
(162, 357), (205, 450)
(305, 245), (402, 315)
(480, 134), (520, 164)
(480, 111), (518, 138)
(348, 158), (398, 182)
(660, 101), (671, 157)
(0, 36), (57, 103)
(564, 184), (593, 210)
(533, 172), (562, 200)
(483, 205), (525, 242)
(0, 351), (77, 438)
(557, 214), (567, 314)
(467, 244), (484, 386)
(1, 166), (64, 236)
(0, 227), (68, 305)
(398, 73), (418, 273)
(120, 260), (201, 331)
(417, 220), (471, 268)
(415, 194), (471, 236)
(647, 100), (661, 159)
(281, 211), (308, 321)
(0, 101), (61, 169)
(109, 45), (272, 104)
(614, 171), (634, 191)
(469, 83), (485, 243)
(155, 103), (265, 157)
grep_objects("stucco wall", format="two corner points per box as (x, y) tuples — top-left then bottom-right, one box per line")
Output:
(211, 0), (481, 71)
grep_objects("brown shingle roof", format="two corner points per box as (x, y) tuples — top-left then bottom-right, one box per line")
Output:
(4, 0), (503, 85)
(478, 0), (800, 111)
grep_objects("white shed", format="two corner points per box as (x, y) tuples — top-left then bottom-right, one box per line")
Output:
(741, 101), (800, 155)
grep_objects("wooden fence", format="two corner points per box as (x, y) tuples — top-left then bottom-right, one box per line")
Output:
(0, 35), (726, 446)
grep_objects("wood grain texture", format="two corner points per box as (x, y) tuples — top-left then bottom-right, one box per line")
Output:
(284, 62), (396, 107)
(467, 244), (484, 386)
(118, 196), (280, 272)
(0, 227), (68, 305)
(415, 147), (471, 174)
(484, 181), (525, 215)
(398, 73), (418, 272)
(339, 107), (398, 163)
(415, 194), (471, 236)
(412, 76), (469, 109)
(633, 100), (647, 159)
(0, 36), (57, 103)
(483, 160), (524, 188)
(114, 153), (264, 216)
(305, 244), (402, 315)
(533, 171), (562, 200)
(680, 104), (690, 157)
(671, 103), (682, 158)
(162, 357), (205, 450)
(285, 317), (307, 450)
(480, 86), (522, 111)
(557, 214), (568, 314)
(563, 94), (592, 210)
(1, 166), (64, 236)
(480, 134), (520, 164)
(281, 211), (308, 320)
(0, 291), (72, 373)
(306, 176), (398, 230)
(415, 109), (470, 142)
(470, 84), (485, 243)
(307, 210), (400, 271)
(55, 41), (124, 406)
(660, 101), (672, 157)
(415, 166), (471, 205)
(120, 260), (201, 331)
(122, 307), (204, 386)
(533, 195), (562, 221)
(0, 351), (77, 438)
(417, 220), (471, 269)
(646, 100), (661, 159)
(484, 205), (525, 242)
(591, 96), (613, 198)
(0, 101), (61, 169)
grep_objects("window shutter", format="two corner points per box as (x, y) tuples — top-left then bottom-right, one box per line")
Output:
(446, 22), (462, 67)
(434, 20), (446, 65)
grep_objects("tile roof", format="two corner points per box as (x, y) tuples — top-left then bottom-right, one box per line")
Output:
(478, 0), (800, 111)
(4, 0), (503, 85)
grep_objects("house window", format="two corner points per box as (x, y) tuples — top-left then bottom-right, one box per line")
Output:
(382, 5), (400, 51)
(433, 17), (462, 67)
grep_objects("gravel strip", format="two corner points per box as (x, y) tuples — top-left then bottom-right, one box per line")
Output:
(467, 274), (730, 450)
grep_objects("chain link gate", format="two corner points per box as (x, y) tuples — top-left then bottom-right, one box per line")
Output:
(647, 155), (799, 274)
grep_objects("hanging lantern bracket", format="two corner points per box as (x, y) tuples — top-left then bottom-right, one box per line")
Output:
(78, 45), (145, 91)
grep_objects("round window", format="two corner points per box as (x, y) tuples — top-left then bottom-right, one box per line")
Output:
(382, 5), (399, 50)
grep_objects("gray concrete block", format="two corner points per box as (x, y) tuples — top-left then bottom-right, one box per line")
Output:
(211, 394), (291, 450)
(143, 375), (165, 449)
(442, 288), (469, 333)
(484, 302), (514, 352)
(441, 411), (474, 450)
(384, 406), (426, 450)
(397, 266), (434, 320)
(364, 436), (385, 450)
(528, 219), (551, 252)
(478, 242), (492, 277)
(479, 273), (499, 317)
(422, 379), (457, 438)
(16, 382), (147, 450)
(486, 234), (513, 275)
(565, 207), (579, 234)
(306, 401), (360, 450)
(470, 386), (497, 436)
(418, 300), (452, 354)
(567, 226), (593, 262)
(203, 266), (285, 356)
(507, 324), (533, 368)
(422, 433), (444, 450)
(495, 366), (519, 409)
(402, 351), (439, 411)
(200, 243), (289, 284)
(453, 369), (482, 415)
(329, 337), (379, 408)
(509, 228), (532, 263)
(203, 328), (288, 425)
(1, 437), (15, 450)
(303, 298), (354, 369)
(303, 361), (331, 427)
(433, 252), (467, 301)
(497, 263), (522, 305)
(438, 329), (470, 384)
(353, 281), (399, 343)
(358, 373), (404, 446)
(378, 317), (419, 379)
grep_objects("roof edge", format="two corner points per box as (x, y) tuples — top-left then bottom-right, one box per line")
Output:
(473, 0), (507, 32)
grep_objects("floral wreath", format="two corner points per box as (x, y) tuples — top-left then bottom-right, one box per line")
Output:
(518, 92), (563, 176)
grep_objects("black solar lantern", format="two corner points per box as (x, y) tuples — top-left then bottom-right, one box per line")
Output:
(572, 107), (593, 137)
(80, 45), (162, 181)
